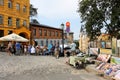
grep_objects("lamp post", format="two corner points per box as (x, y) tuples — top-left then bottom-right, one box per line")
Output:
(61, 23), (64, 55)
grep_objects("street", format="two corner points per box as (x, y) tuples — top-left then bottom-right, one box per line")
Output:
(0, 52), (107, 80)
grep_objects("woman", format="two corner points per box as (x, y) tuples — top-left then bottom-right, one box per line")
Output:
(30, 45), (36, 55)
(54, 44), (60, 59)
(7, 42), (12, 56)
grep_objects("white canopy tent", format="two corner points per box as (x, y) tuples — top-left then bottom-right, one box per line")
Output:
(0, 33), (29, 42)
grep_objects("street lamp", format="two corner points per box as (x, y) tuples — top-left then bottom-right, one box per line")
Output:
(61, 23), (64, 55)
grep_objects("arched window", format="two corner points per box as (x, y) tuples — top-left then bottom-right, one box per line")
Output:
(8, 0), (12, 8)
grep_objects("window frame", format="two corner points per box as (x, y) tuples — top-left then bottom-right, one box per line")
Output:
(0, 0), (4, 6)
(44, 30), (47, 36)
(23, 6), (26, 13)
(33, 29), (36, 36)
(8, 0), (12, 8)
(8, 17), (12, 26)
(23, 20), (27, 27)
(0, 15), (3, 24)
(16, 18), (20, 28)
(39, 29), (42, 36)
(16, 3), (20, 11)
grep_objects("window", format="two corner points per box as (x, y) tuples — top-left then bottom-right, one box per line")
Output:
(48, 30), (51, 36)
(56, 31), (58, 37)
(0, 15), (3, 24)
(23, 6), (26, 12)
(8, 0), (12, 8)
(39, 29), (42, 36)
(16, 3), (20, 11)
(46, 39), (48, 46)
(33, 29), (36, 36)
(0, 0), (4, 5)
(41, 40), (43, 46)
(8, 30), (12, 34)
(0, 30), (4, 37)
(23, 20), (27, 26)
(44, 30), (47, 36)
(8, 17), (12, 26)
(16, 18), (20, 28)
(48, 31), (51, 36)
(53, 31), (55, 36)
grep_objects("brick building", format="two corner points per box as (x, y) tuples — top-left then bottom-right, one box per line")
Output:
(30, 23), (63, 46)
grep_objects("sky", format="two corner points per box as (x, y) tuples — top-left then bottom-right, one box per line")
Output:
(30, 0), (81, 40)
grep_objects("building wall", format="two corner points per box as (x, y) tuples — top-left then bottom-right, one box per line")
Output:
(79, 32), (89, 53)
(0, 0), (30, 39)
(30, 24), (63, 46)
(64, 32), (74, 44)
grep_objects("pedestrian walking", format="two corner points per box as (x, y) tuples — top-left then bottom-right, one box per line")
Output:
(15, 42), (21, 55)
(54, 43), (60, 59)
(30, 45), (36, 55)
(7, 42), (12, 56)
(24, 45), (27, 55)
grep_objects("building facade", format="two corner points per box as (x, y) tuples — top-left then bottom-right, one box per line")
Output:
(30, 23), (63, 46)
(79, 31), (89, 53)
(0, 0), (30, 39)
(64, 32), (74, 44)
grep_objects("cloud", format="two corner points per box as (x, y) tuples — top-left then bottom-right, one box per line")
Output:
(30, 0), (79, 19)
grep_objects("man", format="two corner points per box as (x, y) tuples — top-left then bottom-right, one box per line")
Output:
(15, 42), (21, 55)
(48, 42), (53, 55)
(70, 41), (76, 55)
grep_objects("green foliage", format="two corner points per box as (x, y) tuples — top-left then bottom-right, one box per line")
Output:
(78, 0), (120, 40)
(74, 40), (79, 49)
(30, 4), (38, 17)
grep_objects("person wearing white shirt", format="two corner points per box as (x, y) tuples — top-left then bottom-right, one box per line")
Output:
(70, 42), (76, 54)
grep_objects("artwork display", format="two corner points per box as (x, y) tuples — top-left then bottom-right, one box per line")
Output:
(106, 41), (111, 49)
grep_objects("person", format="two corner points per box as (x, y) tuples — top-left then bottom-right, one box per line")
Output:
(35, 45), (40, 55)
(30, 45), (36, 55)
(7, 42), (12, 56)
(66, 52), (77, 67)
(0, 42), (4, 51)
(70, 41), (76, 55)
(28, 44), (31, 55)
(54, 43), (60, 59)
(48, 42), (53, 55)
(10, 41), (16, 55)
(15, 42), (21, 55)
(24, 45), (27, 55)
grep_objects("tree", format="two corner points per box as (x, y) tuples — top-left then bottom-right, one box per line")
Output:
(78, 0), (120, 40)
(30, 4), (38, 17)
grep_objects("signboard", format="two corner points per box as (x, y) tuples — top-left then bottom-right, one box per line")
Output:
(66, 22), (70, 33)
(117, 40), (120, 47)
(100, 48), (112, 54)
(112, 37), (117, 54)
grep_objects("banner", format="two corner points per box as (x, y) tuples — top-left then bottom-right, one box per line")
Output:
(112, 37), (117, 54)
(117, 40), (120, 47)
(111, 56), (120, 64)
(89, 48), (99, 55)
(100, 48), (112, 54)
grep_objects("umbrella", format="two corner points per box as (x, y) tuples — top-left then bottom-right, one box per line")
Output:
(0, 33), (29, 42)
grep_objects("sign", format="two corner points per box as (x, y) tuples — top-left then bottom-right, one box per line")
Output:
(66, 22), (70, 33)
(100, 48), (112, 54)
(112, 37), (117, 54)
(66, 22), (70, 27)
(117, 40), (120, 47)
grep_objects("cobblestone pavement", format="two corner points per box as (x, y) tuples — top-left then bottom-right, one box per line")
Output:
(0, 52), (107, 80)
